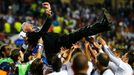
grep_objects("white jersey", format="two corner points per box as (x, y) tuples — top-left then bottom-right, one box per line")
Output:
(109, 60), (133, 75)
(104, 45), (133, 75)
(19, 31), (26, 38)
(103, 69), (114, 75)
(47, 70), (68, 75)
(87, 61), (94, 75)
(93, 69), (114, 75)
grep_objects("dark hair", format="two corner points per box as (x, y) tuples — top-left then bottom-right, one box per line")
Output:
(97, 53), (109, 67)
(51, 55), (62, 72)
(30, 58), (43, 75)
(72, 48), (82, 57)
(0, 45), (8, 58)
(72, 53), (88, 73)
(10, 49), (20, 62)
(24, 52), (31, 62)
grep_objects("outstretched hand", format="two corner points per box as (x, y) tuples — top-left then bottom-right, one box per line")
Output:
(89, 37), (95, 43)
(99, 37), (106, 46)
(85, 41), (90, 49)
(72, 42), (80, 49)
(42, 2), (52, 17)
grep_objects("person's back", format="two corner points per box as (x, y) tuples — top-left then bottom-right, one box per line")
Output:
(0, 62), (15, 75)
(102, 68), (114, 75)
(48, 70), (68, 75)
(42, 32), (61, 54)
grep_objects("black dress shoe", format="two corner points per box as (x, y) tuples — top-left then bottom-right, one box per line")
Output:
(102, 8), (113, 24)
(96, 8), (113, 31)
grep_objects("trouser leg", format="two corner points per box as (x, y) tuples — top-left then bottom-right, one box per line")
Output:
(57, 20), (111, 48)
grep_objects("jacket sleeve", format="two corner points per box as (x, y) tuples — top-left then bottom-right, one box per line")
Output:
(103, 45), (121, 66)
(39, 17), (52, 34)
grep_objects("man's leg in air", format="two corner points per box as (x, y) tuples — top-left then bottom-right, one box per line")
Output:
(57, 8), (113, 48)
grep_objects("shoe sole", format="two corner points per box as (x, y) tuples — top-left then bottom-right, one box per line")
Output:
(102, 8), (113, 23)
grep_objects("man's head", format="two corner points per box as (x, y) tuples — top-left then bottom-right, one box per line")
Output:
(0, 45), (11, 58)
(19, 22), (34, 45)
(10, 49), (22, 63)
(96, 53), (109, 69)
(72, 53), (89, 74)
(21, 22), (34, 32)
(20, 22), (40, 47)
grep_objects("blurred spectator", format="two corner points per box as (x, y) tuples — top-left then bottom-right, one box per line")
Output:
(0, 45), (11, 58)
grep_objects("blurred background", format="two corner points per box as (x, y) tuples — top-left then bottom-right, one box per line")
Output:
(0, 0), (134, 52)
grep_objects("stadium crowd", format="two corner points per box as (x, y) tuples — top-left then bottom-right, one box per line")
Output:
(0, 0), (134, 75)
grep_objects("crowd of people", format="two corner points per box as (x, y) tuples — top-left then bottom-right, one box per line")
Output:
(0, 35), (134, 75)
(0, 0), (134, 50)
(0, 0), (134, 75)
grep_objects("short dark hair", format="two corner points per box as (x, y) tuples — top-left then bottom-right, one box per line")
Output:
(10, 49), (20, 62)
(30, 58), (43, 75)
(72, 53), (88, 73)
(51, 55), (62, 72)
(97, 53), (109, 67)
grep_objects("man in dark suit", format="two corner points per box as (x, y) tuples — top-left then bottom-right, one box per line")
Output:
(20, 2), (113, 64)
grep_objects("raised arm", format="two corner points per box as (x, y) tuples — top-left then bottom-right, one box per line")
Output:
(36, 37), (44, 58)
(99, 37), (121, 66)
(89, 37), (104, 53)
(62, 48), (74, 64)
(61, 44), (79, 64)
(85, 41), (91, 61)
(39, 2), (52, 34)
